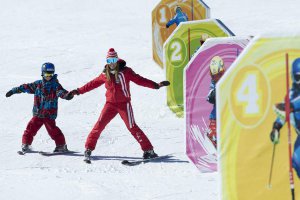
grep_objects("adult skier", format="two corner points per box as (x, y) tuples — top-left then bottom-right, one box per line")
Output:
(5, 63), (74, 154)
(70, 48), (170, 163)
(206, 56), (225, 148)
(166, 5), (188, 28)
(270, 57), (300, 178)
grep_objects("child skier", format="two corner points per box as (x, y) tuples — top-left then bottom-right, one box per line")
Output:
(166, 5), (188, 28)
(206, 56), (225, 148)
(70, 48), (170, 163)
(270, 57), (300, 178)
(5, 62), (74, 154)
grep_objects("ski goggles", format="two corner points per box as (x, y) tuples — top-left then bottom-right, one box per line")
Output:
(106, 57), (118, 64)
(295, 73), (300, 82)
(43, 72), (54, 77)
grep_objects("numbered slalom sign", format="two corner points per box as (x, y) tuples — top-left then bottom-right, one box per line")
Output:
(217, 35), (300, 200)
(185, 37), (250, 172)
(164, 19), (234, 117)
(152, 0), (210, 68)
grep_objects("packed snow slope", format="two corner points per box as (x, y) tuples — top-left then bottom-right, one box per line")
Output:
(1, 0), (299, 200)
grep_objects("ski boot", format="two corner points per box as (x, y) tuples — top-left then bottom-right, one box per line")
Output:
(53, 144), (69, 152)
(143, 149), (158, 159)
(207, 120), (217, 148)
(22, 144), (30, 152)
(207, 134), (217, 148)
(17, 144), (31, 155)
(84, 149), (92, 164)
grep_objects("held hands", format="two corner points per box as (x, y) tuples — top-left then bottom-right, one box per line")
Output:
(65, 93), (74, 100)
(70, 89), (80, 96)
(65, 89), (80, 100)
(5, 90), (13, 98)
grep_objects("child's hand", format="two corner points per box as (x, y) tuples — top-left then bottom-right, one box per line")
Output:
(5, 90), (13, 97)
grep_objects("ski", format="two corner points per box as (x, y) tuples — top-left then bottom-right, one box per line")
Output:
(83, 157), (91, 164)
(121, 155), (173, 166)
(17, 150), (26, 155)
(17, 150), (39, 155)
(39, 150), (80, 156)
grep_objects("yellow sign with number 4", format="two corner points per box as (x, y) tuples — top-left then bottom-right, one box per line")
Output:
(217, 36), (300, 200)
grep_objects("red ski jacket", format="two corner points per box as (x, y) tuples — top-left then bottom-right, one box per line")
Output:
(77, 59), (159, 103)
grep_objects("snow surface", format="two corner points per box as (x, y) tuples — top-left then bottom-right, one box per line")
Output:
(1, 0), (299, 199)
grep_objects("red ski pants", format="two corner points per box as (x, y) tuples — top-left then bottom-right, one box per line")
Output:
(85, 102), (153, 151)
(22, 116), (66, 146)
(208, 119), (217, 147)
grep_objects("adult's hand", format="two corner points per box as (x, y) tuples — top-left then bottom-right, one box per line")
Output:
(158, 81), (170, 88)
(70, 89), (80, 95)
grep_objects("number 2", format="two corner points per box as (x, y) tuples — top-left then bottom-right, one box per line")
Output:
(170, 41), (182, 62)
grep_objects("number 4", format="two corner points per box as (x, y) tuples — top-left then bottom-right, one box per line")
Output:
(237, 74), (259, 114)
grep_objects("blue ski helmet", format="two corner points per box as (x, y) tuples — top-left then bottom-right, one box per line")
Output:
(41, 62), (55, 76)
(292, 58), (300, 84)
(175, 6), (182, 13)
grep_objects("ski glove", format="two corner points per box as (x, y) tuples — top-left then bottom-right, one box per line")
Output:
(270, 122), (282, 144)
(275, 102), (294, 112)
(207, 89), (216, 104)
(5, 90), (13, 97)
(273, 102), (294, 122)
(270, 129), (280, 144)
(70, 89), (80, 96)
(65, 92), (74, 100)
(158, 81), (170, 88)
(166, 24), (170, 28)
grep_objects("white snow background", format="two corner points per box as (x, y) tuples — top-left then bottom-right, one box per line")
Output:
(1, 0), (299, 200)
